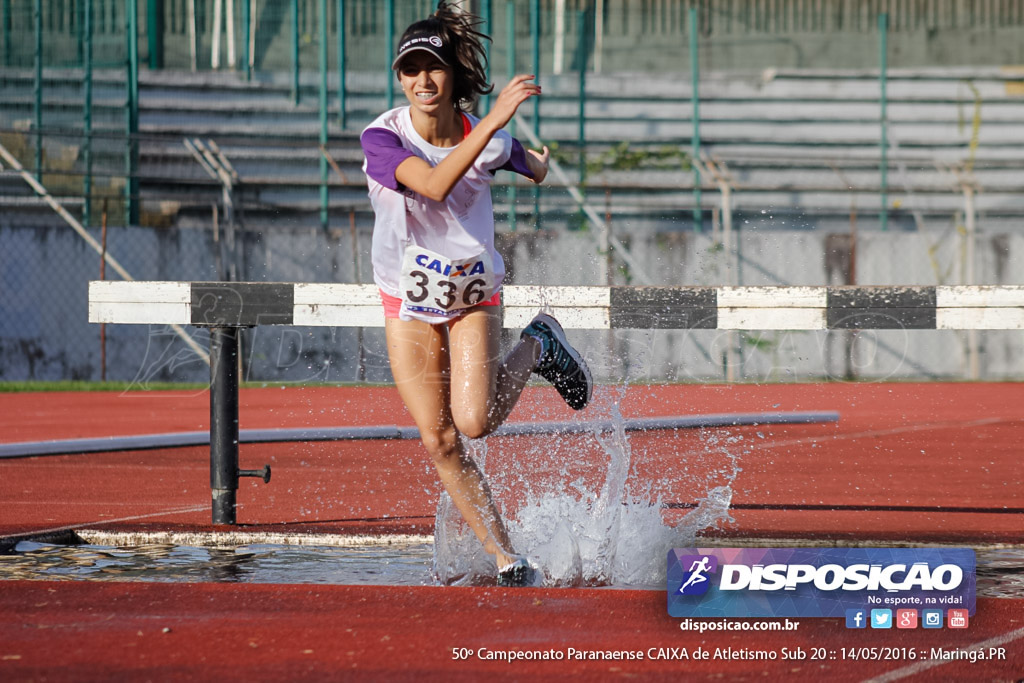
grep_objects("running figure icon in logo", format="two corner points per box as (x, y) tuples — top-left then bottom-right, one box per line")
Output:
(677, 555), (719, 596)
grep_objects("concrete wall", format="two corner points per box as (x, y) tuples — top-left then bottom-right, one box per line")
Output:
(2, 221), (1021, 384)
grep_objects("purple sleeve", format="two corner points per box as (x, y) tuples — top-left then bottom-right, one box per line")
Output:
(361, 128), (416, 191)
(497, 138), (535, 180)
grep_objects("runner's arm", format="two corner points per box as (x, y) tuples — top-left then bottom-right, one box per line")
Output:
(396, 75), (541, 202)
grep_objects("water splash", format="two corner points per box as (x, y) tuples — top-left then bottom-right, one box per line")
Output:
(431, 438), (499, 586)
(432, 385), (743, 588)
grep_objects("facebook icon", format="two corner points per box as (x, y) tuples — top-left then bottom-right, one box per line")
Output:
(846, 609), (867, 629)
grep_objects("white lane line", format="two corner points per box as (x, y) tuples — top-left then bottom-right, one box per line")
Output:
(862, 626), (1024, 682)
(3, 502), (204, 506)
(744, 417), (1010, 453)
(75, 529), (435, 548)
(638, 417), (1011, 453)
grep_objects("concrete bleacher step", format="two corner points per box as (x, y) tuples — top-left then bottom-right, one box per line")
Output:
(582, 167), (1022, 193)
(136, 139), (366, 194)
(6, 66), (1024, 223)
(649, 189), (1018, 213)
(538, 97), (1024, 123)
(123, 69), (1024, 149)
(535, 119), (1024, 146)
(0, 170), (84, 221)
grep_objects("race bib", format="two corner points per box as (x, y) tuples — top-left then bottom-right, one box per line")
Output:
(399, 246), (496, 318)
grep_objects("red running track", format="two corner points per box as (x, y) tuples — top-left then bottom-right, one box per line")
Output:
(1, 581), (1022, 681)
(1, 382), (1023, 680)
(2, 383), (1021, 541)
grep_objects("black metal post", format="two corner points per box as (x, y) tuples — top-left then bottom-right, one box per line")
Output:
(210, 326), (239, 524)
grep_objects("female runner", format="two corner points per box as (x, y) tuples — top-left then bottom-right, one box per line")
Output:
(360, 2), (592, 586)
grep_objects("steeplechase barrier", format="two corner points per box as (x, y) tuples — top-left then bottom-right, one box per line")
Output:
(88, 281), (1024, 524)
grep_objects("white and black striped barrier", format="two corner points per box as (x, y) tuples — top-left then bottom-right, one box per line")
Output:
(89, 281), (1024, 331)
(88, 281), (1024, 524)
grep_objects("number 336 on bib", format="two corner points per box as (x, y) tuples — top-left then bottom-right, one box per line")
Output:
(399, 246), (496, 315)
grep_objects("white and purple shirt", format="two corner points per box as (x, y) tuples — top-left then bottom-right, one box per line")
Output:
(361, 106), (534, 323)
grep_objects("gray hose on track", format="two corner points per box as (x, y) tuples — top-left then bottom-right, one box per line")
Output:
(0, 411), (839, 459)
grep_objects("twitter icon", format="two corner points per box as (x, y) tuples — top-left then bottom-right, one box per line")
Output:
(870, 609), (893, 629)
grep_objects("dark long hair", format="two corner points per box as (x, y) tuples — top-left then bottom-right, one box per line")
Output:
(400, 2), (493, 112)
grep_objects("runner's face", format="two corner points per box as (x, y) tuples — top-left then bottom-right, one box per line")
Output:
(398, 52), (454, 113)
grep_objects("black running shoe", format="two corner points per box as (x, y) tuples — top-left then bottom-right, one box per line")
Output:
(497, 558), (541, 587)
(521, 313), (593, 411)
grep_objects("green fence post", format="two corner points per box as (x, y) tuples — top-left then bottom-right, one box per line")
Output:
(879, 12), (889, 232)
(83, 0), (93, 226)
(337, 0), (346, 128)
(319, 0), (328, 229)
(77, 0), (84, 64)
(242, 0), (251, 79)
(530, 0), (540, 229)
(385, 0), (394, 109)
(33, 0), (42, 179)
(292, 0), (300, 104)
(126, 0), (140, 226)
(506, 0), (516, 231)
(689, 6), (702, 233)
(147, 0), (163, 69)
(480, 0), (491, 114)
(576, 9), (586, 187)
(530, 0), (540, 129)
(2, 0), (10, 66)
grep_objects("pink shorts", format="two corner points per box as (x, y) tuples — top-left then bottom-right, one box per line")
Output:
(379, 289), (502, 319)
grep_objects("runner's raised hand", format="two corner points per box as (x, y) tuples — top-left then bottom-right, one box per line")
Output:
(485, 74), (542, 130)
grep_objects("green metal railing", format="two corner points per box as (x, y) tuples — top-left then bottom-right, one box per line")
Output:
(33, 0), (42, 177)
(3, 0), (1020, 231)
(318, 0), (327, 228)
(82, 0), (92, 222)
(506, 0), (516, 231)
(5, 0), (1022, 72)
(4, 1), (1022, 74)
(125, 0), (138, 226)
(879, 11), (889, 233)
(688, 5), (700, 233)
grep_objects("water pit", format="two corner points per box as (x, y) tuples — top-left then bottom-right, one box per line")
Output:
(2, 532), (1022, 598)
(1, 533), (437, 587)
